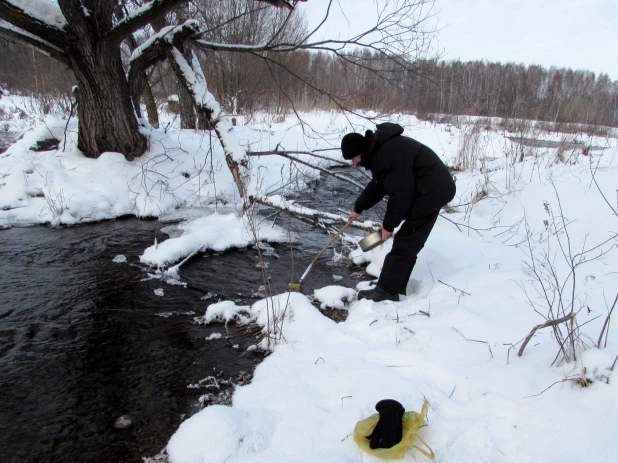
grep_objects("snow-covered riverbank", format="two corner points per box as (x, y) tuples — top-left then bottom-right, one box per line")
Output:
(1, 95), (617, 462)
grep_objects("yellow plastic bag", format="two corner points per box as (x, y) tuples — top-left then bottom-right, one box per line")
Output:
(353, 400), (434, 460)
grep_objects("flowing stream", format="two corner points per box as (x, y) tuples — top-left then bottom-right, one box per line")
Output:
(0, 165), (373, 462)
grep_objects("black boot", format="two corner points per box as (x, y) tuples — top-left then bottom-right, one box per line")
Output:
(357, 286), (399, 302)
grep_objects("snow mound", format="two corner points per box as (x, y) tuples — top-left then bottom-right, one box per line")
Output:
(166, 405), (274, 463)
(140, 213), (287, 267)
(313, 285), (356, 309)
(201, 300), (252, 325)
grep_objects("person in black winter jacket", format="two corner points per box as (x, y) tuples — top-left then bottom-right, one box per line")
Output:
(341, 122), (456, 302)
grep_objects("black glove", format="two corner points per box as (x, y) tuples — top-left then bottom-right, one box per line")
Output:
(367, 399), (405, 449)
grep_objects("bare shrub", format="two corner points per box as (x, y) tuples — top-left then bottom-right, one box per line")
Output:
(24, 93), (74, 117)
(455, 119), (486, 171)
(517, 185), (617, 365)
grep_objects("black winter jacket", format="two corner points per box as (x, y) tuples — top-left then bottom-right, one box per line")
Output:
(354, 123), (456, 231)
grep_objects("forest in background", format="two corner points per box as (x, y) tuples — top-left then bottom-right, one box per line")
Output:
(1, 0), (617, 131)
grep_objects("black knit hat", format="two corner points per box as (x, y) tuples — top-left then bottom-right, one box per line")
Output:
(341, 132), (366, 160)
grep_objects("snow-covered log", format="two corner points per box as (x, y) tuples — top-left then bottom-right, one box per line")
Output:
(250, 194), (378, 233)
(108, 0), (188, 43)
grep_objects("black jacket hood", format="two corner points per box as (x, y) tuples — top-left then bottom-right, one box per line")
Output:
(359, 123), (404, 169)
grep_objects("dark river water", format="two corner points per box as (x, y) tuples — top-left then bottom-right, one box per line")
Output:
(0, 164), (372, 462)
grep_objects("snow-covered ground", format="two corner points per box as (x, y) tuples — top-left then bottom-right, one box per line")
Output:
(1, 93), (617, 462)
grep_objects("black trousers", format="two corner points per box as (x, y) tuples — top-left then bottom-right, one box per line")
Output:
(377, 212), (439, 295)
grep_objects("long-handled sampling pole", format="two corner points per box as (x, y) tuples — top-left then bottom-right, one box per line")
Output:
(289, 222), (351, 290)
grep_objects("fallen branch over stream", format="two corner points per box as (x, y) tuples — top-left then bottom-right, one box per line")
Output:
(250, 193), (378, 233)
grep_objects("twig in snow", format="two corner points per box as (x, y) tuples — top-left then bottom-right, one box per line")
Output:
(467, 339), (494, 358)
(448, 385), (456, 399)
(504, 343), (517, 365)
(589, 157), (618, 217)
(341, 395), (352, 407)
(426, 259), (435, 284)
(597, 293), (617, 348)
(439, 280), (471, 296)
(518, 313), (576, 357)
(452, 327), (493, 358)
(62, 96), (77, 152)
(610, 354), (618, 373)
(523, 379), (571, 398)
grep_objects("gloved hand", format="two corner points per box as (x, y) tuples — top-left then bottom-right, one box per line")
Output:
(367, 399), (405, 449)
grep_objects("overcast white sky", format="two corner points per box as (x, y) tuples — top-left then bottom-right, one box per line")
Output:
(300, 0), (618, 81)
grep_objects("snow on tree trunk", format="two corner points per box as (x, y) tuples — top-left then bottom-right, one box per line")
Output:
(169, 47), (250, 200)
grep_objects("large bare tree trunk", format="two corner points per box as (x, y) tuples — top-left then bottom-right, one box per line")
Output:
(60, 2), (147, 160)
(69, 42), (147, 159)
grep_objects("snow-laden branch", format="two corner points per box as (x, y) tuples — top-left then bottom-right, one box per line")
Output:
(0, 18), (68, 64)
(169, 48), (221, 117)
(169, 47), (251, 199)
(129, 20), (200, 65)
(0, 0), (67, 48)
(127, 20), (200, 106)
(108, 0), (187, 43)
(254, 0), (306, 10)
(250, 194), (378, 233)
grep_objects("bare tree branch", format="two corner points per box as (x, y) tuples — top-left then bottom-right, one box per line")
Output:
(597, 293), (617, 348)
(247, 150), (365, 189)
(254, 0), (306, 10)
(108, 0), (188, 43)
(127, 20), (201, 106)
(518, 313), (576, 357)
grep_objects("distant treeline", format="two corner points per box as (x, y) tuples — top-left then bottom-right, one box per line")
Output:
(1, 40), (617, 127)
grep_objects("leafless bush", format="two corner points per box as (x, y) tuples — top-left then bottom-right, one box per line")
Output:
(40, 186), (71, 223)
(455, 119), (489, 171)
(244, 197), (290, 349)
(23, 92), (74, 117)
(517, 185), (617, 365)
(553, 137), (569, 164)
